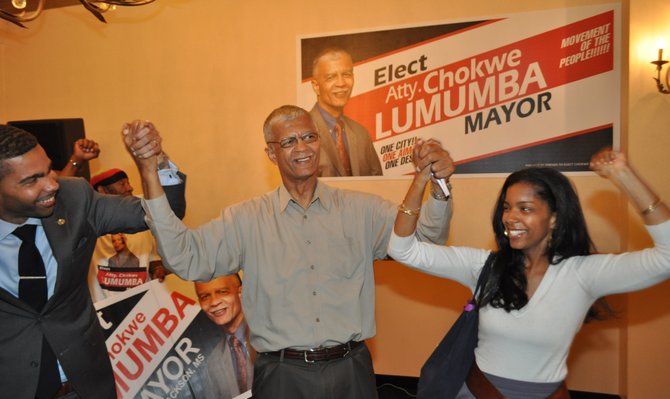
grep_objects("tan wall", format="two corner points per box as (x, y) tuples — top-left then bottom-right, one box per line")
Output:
(2, 0), (670, 397)
(625, 1), (670, 398)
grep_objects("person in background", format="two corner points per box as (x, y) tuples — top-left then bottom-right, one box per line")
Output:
(87, 167), (175, 301)
(58, 138), (100, 177)
(389, 148), (670, 398)
(0, 123), (184, 399)
(124, 106), (454, 399)
(106, 233), (140, 269)
(310, 47), (383, 177)
(60, 143), (178, 301)
(195, 274), (253, 399)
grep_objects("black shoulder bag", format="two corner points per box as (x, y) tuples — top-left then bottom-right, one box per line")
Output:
(416, 253), (494, 399)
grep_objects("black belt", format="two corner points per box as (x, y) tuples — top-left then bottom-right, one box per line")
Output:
(265, 340), (362, 363)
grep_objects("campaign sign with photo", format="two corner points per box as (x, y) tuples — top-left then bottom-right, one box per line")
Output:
(298, 4), (620, 176)
(94, 278), (251, 399)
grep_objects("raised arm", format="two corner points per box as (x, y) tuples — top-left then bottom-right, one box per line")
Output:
(590, 148), (669, 225)
(122, 120), (165, 200)
(395, 138), (452, 238)
(59, 138), (100, 177)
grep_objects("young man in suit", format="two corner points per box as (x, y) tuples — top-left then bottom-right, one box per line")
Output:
(0, 123), (184, 399)
(310, 47), (383, 177)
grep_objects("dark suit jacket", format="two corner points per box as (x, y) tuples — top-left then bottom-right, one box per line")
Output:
(0, 176), (185, 399)
(202, 326), (255, 399)
(310, 105), (383, 177)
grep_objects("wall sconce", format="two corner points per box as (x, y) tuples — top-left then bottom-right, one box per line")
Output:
(651, 48), (670, 94)
(0, 0), (155, 28)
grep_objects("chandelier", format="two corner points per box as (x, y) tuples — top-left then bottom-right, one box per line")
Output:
(0, 0), (156, 28)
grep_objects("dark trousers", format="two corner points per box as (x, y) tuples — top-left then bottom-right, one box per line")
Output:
(252, 342), (378, 399)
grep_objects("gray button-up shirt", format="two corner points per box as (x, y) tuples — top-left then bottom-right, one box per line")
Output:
(143, 180), (451, 352)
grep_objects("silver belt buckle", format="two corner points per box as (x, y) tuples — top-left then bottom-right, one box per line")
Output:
(304, 349), (316, 364)
(342, 342), (351, 358)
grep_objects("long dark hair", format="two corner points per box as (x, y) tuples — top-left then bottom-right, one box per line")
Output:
(478, 167), (594, 312)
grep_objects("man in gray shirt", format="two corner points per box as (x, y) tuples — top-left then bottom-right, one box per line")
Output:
(124, 106), (455, 399)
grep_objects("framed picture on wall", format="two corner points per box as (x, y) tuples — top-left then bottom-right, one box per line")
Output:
(298, 3), (621, 178)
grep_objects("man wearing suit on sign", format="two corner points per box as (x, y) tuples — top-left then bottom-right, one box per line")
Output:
(195, 274), (254, 399)
(0, 123), (184, 399)
(310, 47), (383, 177)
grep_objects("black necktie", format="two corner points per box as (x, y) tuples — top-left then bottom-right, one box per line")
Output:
(13, 225), (47, 310)
(13, 225), (61, 398)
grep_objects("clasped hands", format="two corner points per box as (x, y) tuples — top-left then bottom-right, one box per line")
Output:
(122, 120), (163, 166)
(412, 138), (455, 183)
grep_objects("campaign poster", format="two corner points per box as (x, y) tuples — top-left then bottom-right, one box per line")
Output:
(94, 278), (252, 399)
(298, 4), (620, 177)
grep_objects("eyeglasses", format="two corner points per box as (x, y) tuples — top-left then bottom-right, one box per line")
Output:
(266, 132), (319, 149)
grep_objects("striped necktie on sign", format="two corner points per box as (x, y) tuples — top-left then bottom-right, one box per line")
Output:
(230, 335), (248, 392)
(334, 119), (352, 176)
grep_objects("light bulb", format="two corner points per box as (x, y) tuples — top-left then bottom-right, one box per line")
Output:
(11, 0), (27, 10)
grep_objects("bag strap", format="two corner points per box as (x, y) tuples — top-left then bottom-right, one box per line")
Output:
(472, 252), (494, 305)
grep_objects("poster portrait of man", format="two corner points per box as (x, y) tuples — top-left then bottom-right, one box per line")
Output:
(309, 47), (383, 177)
(195, 274), (254, 399)
(298, 3), (620, 177)
(93, 275), (252, 399)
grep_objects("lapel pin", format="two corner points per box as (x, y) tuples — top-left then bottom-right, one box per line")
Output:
(57, 218), (66, 226)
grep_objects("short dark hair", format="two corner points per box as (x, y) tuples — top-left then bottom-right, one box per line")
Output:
(0, 124), (39, 179)
(194, 272), (243, 292)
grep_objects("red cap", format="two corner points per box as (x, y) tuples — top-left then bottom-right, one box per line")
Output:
(90, 168), (128, 190)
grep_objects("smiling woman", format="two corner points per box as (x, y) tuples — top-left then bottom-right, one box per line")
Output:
(389, 148), (670, 398)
